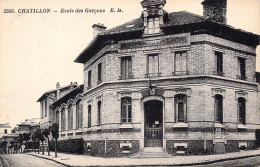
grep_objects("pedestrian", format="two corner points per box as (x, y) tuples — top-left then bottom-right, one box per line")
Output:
(21, 144), (25, 153)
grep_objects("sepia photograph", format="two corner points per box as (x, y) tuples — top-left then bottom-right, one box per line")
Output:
(0, 0), (260, 166)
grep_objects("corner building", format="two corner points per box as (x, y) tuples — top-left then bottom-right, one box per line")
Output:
(59, 0), (260, 156)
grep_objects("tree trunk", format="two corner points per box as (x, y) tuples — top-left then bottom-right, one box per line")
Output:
(42, 141), (44, 155)
(38, 141), (40, 154)
(47, 138), (50, 156)
(55, 138), (57, 157)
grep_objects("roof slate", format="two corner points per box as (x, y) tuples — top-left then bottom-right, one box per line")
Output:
(104, 11), (204, 35)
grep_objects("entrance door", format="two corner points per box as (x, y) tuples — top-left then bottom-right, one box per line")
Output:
(144, 100), (163, 147)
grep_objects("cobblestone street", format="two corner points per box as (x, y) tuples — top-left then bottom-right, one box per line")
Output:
(1, 154), (65, 167)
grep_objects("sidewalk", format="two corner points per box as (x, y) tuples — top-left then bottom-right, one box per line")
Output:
(28, 150), (260, 167)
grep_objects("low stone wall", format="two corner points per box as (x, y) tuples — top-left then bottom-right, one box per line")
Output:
(225, 140), (256, 153)
(166, 140), (214, 155)
(84, 140), (140, 157)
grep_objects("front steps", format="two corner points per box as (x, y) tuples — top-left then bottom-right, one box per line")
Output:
(131, 147), (173, 158)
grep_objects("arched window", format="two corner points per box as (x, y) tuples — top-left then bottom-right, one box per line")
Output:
(76, 100), (83, 129)
(97, 101), (102, 126)
(175, 95), (187, 123)
(238, 97), (246, 125)
(61, 108), (66, 132)
(68, 104), (73, 130)
(88, 105), (92, 128)
(215, 95), (223, 124)
(55, 111), (59, 126)
(121, 97), (132, 123)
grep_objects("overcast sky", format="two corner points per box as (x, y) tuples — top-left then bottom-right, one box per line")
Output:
(0, 0), (259, 128)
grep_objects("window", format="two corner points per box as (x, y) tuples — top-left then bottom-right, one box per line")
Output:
(76, 100), (83, 129)
(97, 101), (101, 126)
(120, 57), (132, 79)
(238, 57), (246, 80)
(4, 129), (7, 134)
(98, 63), (102, 83)
(147, 17), (160, 34)
(45, 99), (47, 117)
(238, 97), (246, 125)
(88, 105), (92, 128)
(88, 70), (92, 88)
(215, 95), (223, 124)
(215, 52), (224, 76)
(174, 51), (187, 75)
(61, 108), (66, 132)
(121, 97), (132, 123)
(147, 54), (159, 77)
(175, 95), (187, 123)
(68, 104), (73, 130)
(41, 102), (44, 118)
(55, 111), (59, 126)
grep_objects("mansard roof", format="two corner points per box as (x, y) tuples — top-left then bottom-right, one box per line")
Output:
(104, 11), (203, 34)
(74, 11), (259, 64)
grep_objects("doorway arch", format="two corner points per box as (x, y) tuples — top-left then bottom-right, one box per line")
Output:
(144, 100), (163, 147)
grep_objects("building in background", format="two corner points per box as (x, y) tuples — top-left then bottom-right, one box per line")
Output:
(39, 0), (260, 157)
(0, 123), (12, 138)
(14, 118), (40, 134)
(37, 82), (78, 129)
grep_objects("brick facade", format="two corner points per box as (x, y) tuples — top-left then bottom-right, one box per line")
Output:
(39, 0), (260, 157)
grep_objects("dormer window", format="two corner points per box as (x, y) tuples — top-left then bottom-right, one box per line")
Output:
(141, 0), (166, 35)
(147, 17), (160, 34)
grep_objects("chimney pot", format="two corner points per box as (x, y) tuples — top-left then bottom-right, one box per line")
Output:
(56, 82), (60, 89)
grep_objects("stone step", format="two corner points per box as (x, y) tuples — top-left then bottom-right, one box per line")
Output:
(130, 148), (173, 158)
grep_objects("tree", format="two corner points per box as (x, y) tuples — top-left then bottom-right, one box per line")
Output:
(1, 141), (8, 154)
(18, 134), (24, 153)
(31, 133), (37, 153)
(10, 141), (15, 154)
(43, 128), (50, 156)
(50, 123), (59, 157)
(23, 133), (31, 151)
(34, 129), (42, 154)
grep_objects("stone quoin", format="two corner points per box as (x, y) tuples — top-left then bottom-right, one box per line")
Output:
(38, 0), (260, 157)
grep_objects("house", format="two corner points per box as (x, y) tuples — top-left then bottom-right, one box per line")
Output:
(37, 82), (78, 129)
(0, 123), (12, 138)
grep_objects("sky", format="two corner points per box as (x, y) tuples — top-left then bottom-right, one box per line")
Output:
(0, 0), (259, 128)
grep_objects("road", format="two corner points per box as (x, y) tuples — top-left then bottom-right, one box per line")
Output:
(0, 154), (260, 167)
(1, 154), (65, 167)
(178, 156), (260, 167)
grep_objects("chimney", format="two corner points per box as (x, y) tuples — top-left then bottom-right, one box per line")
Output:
(56, 82), (60, 100)
(141, 0), (168, 35)
(56, 82), (60, 89)
(202, 0), (227, 24)
(92, 23), (107, 38)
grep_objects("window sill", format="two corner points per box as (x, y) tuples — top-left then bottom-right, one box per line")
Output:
(214, 123), (225, 128)
(172, 123), (189, 128)
(96, 126), (102, 131)
(119, 75), (134, 80)
(86, 128), (92, 132)
(97, 80), (102, 85)
(121, 150), (130, 154)
(75, 129), (83, 133)
(119, 124), (134, 129)
(237, 124), (248, 129)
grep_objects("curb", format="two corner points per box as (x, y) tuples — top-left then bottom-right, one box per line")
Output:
(29, 154), (72, 167)
(28, 153), (260, 167)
